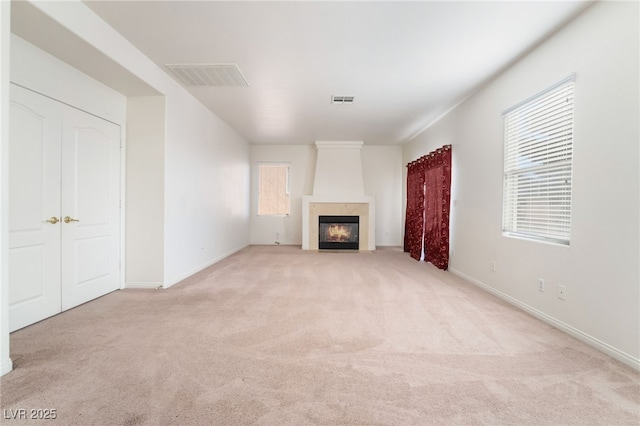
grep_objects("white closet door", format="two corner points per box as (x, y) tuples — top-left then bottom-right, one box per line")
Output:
(60, 107), (121, 311)
(9, 84), (122, 331)
(8, 85), (63, 332)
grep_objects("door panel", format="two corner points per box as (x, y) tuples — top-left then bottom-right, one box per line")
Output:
(8, 85), (62, 332)
(61, 107), (121, 310)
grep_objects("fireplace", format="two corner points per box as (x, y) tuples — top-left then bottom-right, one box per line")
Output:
(318, 216), (359, 250)
(302, 141), (375, 251)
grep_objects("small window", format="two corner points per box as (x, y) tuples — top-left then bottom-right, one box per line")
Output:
(258, 163), (290, 216)
(502, 75), (575, 245)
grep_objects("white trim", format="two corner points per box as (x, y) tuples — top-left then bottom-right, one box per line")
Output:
(165, 244), (249, 289)
(256, 161), (290, 166)
(502, 231), (572, 248)
(315, 141), (363, 150)
(1, 359), (13, 376)
(119, 124), (126, 291)
(125, 282), (162, 290)
(10, 82), (121, 126)
(502, 73), (576, 116)
(449, 267), (640, 372)
(0, 0), (11, 378)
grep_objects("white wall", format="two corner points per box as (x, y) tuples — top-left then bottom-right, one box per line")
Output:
(250, 144), (403, 246)
(362, 146), (403, 246)
(403, 2), (639, 368)
(126, 96), (165, 288)
(10, 35), (126, 124)
(313, 142), (365, 196)
(1, 0), (13, 376)
(164, 95), (250, 285)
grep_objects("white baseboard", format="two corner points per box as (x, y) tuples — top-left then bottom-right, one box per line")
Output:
(449, 267), (640, 372)
(125, 282), (163, 289)
(1, 358), (13, 376)
(165, 244), (249, 289)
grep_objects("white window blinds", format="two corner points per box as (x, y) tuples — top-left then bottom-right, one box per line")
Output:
(258, 163), (290, 216)
(502, 75), (575, 245)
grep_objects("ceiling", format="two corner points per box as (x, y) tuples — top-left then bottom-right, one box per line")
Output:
(28, 1), (594, 145)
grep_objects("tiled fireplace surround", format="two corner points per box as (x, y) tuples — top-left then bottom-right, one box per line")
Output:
(302, 196), (376, 251)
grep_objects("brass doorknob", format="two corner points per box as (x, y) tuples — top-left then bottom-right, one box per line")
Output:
(46, 217), (60, 224)
(63, 216), (79, 223)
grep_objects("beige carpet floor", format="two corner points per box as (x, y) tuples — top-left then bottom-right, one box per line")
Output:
(1, 246), (638, 425)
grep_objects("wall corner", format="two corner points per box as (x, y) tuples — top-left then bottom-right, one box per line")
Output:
(0, 0), (13, 376)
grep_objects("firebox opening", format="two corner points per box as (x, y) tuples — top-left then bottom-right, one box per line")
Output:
(318, 215), (359, 250)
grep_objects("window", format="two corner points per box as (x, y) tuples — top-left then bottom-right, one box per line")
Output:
(502, 75), (575, 245)
(258, 163), (290, 216)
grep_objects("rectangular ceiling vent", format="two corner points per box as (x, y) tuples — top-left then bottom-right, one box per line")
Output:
(165, 63), (249, 87)
(331, 96), (355, 104)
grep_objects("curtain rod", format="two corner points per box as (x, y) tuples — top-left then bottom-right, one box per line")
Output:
(406, 144), (451, 167)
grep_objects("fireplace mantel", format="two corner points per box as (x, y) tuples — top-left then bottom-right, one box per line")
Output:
(302, 195), (375, 251)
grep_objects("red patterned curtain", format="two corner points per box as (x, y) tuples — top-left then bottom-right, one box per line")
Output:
(423, 146), (452, 270)
(404, 145), (452, 269)
(404, 158), (425, 260)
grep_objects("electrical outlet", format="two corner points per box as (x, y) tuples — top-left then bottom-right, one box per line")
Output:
(490, 261), (496, 272)
(558, 284), (566, 300)
(538, 278), (545, 292)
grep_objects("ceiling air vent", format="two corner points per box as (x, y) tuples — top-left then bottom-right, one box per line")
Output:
(331, 96), (355, 104)
(165, 63), (249, 87)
